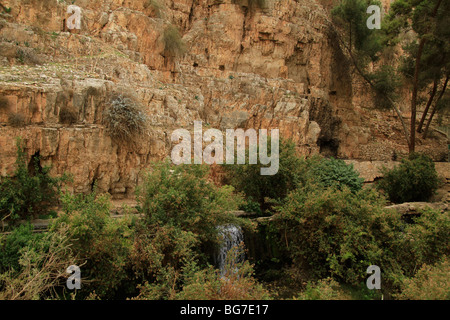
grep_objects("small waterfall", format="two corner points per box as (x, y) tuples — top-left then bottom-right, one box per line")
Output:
(216, 224), (245, 276)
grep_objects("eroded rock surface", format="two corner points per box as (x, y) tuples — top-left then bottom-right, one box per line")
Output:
(0, 0), (447, 197)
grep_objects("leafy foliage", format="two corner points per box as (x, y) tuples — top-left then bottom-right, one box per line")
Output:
(368, 65), (402, 109)
(0, 138), (67, 221)
(50, 191), (135, 299)
(376, 153), (440, 203)
(223, 139), (305, 212)
(273, 186), (397, 286)
(308, 156), (364, 193)
(397, 256), (450, 300)
(396, 208), (450, 276)
(177, 244), (271, 300)
(224, 141), (364, 211)
(0, 223), (74, 300)
(131, 162), (251, 299)
(137, 161), (245, 255)
(296, 278), (352, 300)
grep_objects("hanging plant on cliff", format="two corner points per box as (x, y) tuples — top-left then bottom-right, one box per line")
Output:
(102, 94), (148, 145)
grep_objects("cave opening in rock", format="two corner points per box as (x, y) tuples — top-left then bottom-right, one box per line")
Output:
(318, 138), (339, 157)
(27, 151), (42, 176)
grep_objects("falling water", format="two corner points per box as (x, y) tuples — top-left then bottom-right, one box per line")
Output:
(216, 224), (245, 276)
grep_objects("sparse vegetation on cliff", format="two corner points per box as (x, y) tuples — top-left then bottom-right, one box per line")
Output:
(103, 94), (148, 145)
(0, 95), (9, 111)
(7, 112), (25, 127)
(58, 105), (78, 124)
(162, 25), (186, 58)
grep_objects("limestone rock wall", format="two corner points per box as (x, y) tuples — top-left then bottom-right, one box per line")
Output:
(0, 0), (447, 197)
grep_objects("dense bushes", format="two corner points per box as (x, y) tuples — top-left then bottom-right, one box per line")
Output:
(308, 156), (364, 193)
(0, 138), (67, 221)
(0, 223), (74, 300)
(397, 257), (449, 300)
(223, 139), (364, 211)
(137, 161), (248, 263)
(295, 278), (351, 300)
(0, 136), (447, 300)
(273, 186), (395, 286)
(176, 245), (270, 300)
(223, 139), (305, 212)
(377, 153), (440, 203)
(50, 191), (135, 299)
(272, 183), (449, 296)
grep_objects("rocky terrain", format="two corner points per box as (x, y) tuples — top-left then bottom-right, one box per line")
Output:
(0, 0), (448, 198)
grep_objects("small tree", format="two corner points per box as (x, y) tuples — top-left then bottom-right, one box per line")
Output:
(137, 161), (246, 261)
(332, 0), (449, 153)
(309, 157), (364, 193)
(377, 153), (440, 203)
(223, 139), (305, 213)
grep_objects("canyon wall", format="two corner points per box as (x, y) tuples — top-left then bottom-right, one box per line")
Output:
(0, 0), (447, 197)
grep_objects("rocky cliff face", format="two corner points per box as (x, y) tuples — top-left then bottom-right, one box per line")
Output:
(0, 0), (447, 198)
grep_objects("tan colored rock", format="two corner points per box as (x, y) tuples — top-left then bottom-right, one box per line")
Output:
(0, 0), (448, 199)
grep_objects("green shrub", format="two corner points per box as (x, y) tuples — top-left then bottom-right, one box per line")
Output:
(176, 245), (271, 300)
(239, 198), (263, 216)
(395, 208), (450, 277)
(397, 257), (450, 300)
(103, 94), (148, 144)
(223, 139), (305, 212)
(50, 191), (135, 299)
(377, 153), (440, 203)
(296, 278), (352, 300)
(224, 141), (363, 212)
(8, 112), (26, 127)
(273, 185), (402, 286)
(132, 162), (250, 299)
(309, 157), (364, 193)
(0, 223), (74, 300)
(0, 138), (67, 221)
(162, 25), (186, 58)
(368, 65), (401, 109)
(0, 223), (37, 273)
(137, 161), (245, 253)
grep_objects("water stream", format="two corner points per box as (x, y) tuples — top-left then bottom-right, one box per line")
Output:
(216, 224), (245, 276)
